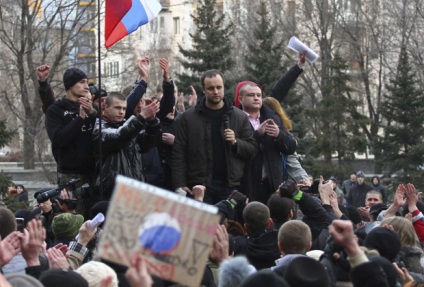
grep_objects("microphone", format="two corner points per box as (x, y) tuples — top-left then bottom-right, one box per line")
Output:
(223, 115), (229, 130)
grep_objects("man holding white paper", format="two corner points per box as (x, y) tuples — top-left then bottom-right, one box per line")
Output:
(235, 53), (311, 203)
(288, 36), (319, 63)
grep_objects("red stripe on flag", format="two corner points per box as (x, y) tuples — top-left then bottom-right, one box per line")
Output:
(105, 22), (129, 48)
(105, 0), (132, 46)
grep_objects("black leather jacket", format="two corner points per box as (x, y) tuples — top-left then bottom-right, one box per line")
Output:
(92, 115), (161, 199)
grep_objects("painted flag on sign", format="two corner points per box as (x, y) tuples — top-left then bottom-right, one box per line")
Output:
(105, 0), (162, 48)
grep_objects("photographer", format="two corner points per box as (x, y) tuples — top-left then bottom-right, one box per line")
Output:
(34, 189), (55, 248)
(35, 181), (84, 248)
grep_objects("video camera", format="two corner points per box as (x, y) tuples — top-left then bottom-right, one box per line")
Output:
(299, 179), (321, 194)
(36, 179), (91, 212)
(89, 83), (107, 101)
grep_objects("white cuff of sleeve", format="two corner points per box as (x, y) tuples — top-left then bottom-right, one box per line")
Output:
(412, 212), (424, 223)
(348, 251), (369, 269)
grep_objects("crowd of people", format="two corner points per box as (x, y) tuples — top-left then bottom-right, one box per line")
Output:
(0, 52), (423, 287)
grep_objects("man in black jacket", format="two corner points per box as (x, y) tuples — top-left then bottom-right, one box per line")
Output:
(45, 67), (97, 186)
(172, 69), (257, 204)
(347, 171), (373, 208)
(232, 202), (280, 270)
(92, 92), (161, 200)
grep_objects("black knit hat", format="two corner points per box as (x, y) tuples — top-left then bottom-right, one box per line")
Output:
(364, 227), (401, 262)
(39, 269), (89, 287)
(240, 270), (290, 287)
(369, 203), (388, 216)
(63, 67), (88, 90)
(284, 256), (331, 287)
(14, 207), (42, 227)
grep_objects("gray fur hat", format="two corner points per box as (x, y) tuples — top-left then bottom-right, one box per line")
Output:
(5, 273), (44, 287)
(218, 256), (256, 287)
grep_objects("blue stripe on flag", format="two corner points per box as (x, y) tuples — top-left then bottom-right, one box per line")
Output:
(121, 0), (149, 34)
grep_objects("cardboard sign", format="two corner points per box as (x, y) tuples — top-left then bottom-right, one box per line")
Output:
(98, 175), (220, 287)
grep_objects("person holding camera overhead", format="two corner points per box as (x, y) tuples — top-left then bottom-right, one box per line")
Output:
(33, 186), (78, 248)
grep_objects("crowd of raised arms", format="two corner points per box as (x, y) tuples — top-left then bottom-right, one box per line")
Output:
(1, 53), (423, 287)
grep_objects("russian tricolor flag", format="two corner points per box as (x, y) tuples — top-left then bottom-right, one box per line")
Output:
(105, 0), (162, 48)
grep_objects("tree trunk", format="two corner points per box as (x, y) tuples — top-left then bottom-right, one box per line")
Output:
(23, 125), (35, 169)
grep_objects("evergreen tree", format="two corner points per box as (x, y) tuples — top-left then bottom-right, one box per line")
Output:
(243, 1), (284, 95)
(303, 53), (367, 176)
(0, 125), (25, 212)
(0, 120), (15, 149)
(177, 0), (234, 97)
(380, 45), (424, 183)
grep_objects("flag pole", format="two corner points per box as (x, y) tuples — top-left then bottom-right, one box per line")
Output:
(96, 0), (103, 200)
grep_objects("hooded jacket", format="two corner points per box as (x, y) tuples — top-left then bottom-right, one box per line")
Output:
(232, 229), (280, 270)
(371, 176), (387, 204)
(172, 97), (257, 189)
(45, 97), (95, 175)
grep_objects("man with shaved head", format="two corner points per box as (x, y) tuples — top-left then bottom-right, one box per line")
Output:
(232, 202), (280, 269)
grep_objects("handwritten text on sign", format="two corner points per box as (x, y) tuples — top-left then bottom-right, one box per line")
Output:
(98, 176), (220, 287)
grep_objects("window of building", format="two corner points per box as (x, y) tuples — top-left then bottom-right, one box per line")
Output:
(160, 16), (165, 29)
(90, 63), (96, 76)
(150, 18), (158, 33)
(113, 61), (119, 76)
(173, 17), (180, 34)
(103, 61), (120, 77)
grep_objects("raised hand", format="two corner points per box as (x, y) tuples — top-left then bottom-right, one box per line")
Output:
(138, 57), (151, 82)
(405, 183), (422, 212)
(297, 51), (307, 69)
(329, 220), (361, 258)
(394, 184), (407, 208)
(52, 242), (69, 256)
(159, 58), (171, 83)
(20, 219), (46, 267)
(319, 179), (333, 205)
(76, 220), (97, 246)
(125, 253), (153, 287)
(330, 192), (343, 218)
(177, 92), (185, 113)
(209, 224), (229, 264)
(188, 86), (197, 108)
(192, 185), (206, 202)
(37, 64), (51, 82)
(0, 232), (21, 267)
(140, 99), (160, 121)
(46, 247), (70, 269)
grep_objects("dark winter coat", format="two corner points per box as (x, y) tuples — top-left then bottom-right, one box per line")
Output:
(240, 105), (297, 201)
(125, 80), (175, 189)
(45, 97), (95, 175)
(269, 64), (304, 102)
(172, 97), (257, 189)
(347, 183), (373, 208)
(371, 176), (388, 204)
(15, 190), (28, 203)
(232, 229), (280, 270)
